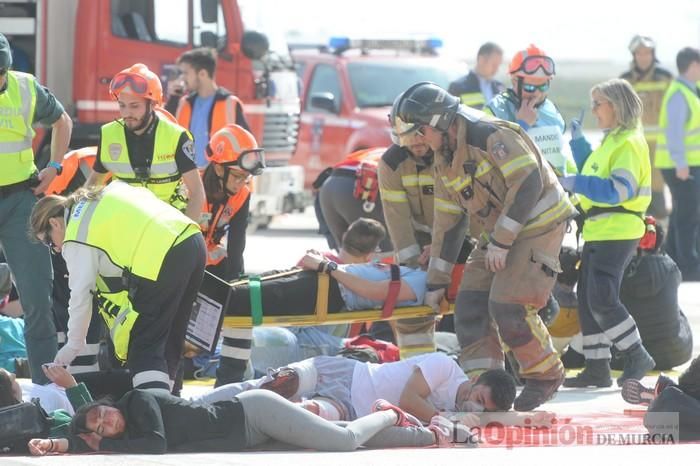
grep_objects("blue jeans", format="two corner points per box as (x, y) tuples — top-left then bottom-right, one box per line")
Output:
(0, 190), (56, 383)
(250, 326), (345, 375)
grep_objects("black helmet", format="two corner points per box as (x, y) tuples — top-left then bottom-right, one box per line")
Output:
(0, 33), (12, 70)
(395, 82), (460, 133)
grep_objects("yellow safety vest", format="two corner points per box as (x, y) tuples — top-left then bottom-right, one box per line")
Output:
(0, 71), (37, 186)
(99, 116), (189, 208)
(64, 182), (200, 360)
(655, 80), (700, 168)
(579, 127), (651, 241)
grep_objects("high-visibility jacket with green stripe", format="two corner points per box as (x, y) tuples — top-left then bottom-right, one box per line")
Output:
(64, 182), (200, 360)
(579, 127), (651, 241)
(98, 116), (188, 208)
(0, 71), (37, 186)
(655, 80), (700, 169)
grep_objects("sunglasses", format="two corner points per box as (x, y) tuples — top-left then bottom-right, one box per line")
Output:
(518, 55), (556, 76)
(109, 72), (148, 95)
(522, 82), (550, 93)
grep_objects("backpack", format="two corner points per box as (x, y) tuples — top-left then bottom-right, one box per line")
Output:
(0, 399), (51, 453)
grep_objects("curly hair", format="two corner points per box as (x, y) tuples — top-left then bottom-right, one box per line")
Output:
(475, 369), (517, 411)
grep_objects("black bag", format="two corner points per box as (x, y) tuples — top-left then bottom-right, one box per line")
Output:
(0, 399), (51, 453)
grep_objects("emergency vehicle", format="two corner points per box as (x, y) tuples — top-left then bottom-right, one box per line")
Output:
(1, 0), (303, 227)
(290, 37), (462, 189)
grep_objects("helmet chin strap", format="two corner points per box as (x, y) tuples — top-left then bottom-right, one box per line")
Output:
(221, 167), (240, 197)
(128, 101), (154, 133)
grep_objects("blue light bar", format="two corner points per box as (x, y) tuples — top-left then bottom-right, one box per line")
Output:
(329, 37), (351, 50)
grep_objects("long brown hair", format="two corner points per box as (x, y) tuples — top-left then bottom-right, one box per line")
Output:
(28, 187), (104, 240)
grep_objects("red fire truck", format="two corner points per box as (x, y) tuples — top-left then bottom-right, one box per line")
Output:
(2, 0), (303, 225)
(290, 38), (462, 189)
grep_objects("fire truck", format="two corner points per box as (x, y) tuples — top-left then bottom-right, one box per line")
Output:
(1, 0), (303, 226)
(290, 37), (462, 189)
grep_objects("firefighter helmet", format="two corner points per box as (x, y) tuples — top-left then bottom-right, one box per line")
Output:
(109, 63), (163, 104)
(206, 124), (265, 176)
(509, 44), (555, 82)
(395, 82), (460, 133)
(629, 35), (656, 53)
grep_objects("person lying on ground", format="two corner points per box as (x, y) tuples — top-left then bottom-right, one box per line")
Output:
(27, 389), (449, 454)
(199, 352), (518, 424)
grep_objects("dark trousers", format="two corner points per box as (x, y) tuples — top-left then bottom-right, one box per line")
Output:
(319, 171), (393, 253)
(128, 233), (206, 390)
(662, 167), (700, 272)
(578, 239), (641, 360)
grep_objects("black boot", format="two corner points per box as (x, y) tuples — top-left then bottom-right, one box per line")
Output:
(514, 371), (565, 411)
(563, 359), (612, 388)
(616, 344), (655, 387)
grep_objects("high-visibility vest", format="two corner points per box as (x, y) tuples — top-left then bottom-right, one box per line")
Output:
(579, 127), (651, 241)
(176, 92), (244, 138)
(655, 80), (700, 169)
(202, 185), (250, 266)
(64, 182), (200, 360)
(45, 146), (97, 195)
(98, 116), (189, 208)
(0, 71), (37, 186)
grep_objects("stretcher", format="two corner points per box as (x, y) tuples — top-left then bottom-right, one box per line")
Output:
(195, 269), (454, 330)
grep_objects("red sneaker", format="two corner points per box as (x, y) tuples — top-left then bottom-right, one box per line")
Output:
(371, 399), (416, 427)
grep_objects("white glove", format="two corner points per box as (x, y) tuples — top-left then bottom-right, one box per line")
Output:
(424, 287), (446, 314)
(54, 341), (83, 366)
(485, 242), (508, 272)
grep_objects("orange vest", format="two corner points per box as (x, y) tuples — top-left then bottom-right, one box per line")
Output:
(202, 185), (250, 266)
(176, 93), (244, 138)
(45, 146), (98, 195)
(333, 147), (385, 171)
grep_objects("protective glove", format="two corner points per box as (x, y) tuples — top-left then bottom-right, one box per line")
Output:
(428, 415), (454, 447)
(485, 242), (509, 272)
(570, 110), (585, 140)
(424, 287), (447, 314)
(54, 340), (83, 366)
(557, 176), (576, 193)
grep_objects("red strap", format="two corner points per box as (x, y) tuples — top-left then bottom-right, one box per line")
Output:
(381, 264), (402, 319)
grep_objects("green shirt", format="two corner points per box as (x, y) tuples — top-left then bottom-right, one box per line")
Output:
(48, 382), (93, 438)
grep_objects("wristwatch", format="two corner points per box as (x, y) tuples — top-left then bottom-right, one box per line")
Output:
(325, 261), (338, 274)
(47, 161), (63, 176)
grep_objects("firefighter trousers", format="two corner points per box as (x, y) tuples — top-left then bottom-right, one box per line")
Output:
(454, 223), (566, 380)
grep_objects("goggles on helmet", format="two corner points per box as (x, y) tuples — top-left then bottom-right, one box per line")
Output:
(110, 72), (149, 96)
(218, 148), (266, 176)
(516, 55), (555, 77)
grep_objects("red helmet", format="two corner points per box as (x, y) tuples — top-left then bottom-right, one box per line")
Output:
(206, 124), (265, 175)
(509, 44), (555, 82)
(109, 63), (163, 104)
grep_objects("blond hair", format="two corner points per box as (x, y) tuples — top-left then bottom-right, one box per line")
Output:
(591, 78), (643, 131)
(29, 187), (103, 240)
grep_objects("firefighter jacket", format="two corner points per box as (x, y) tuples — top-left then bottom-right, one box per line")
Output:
(620, 65), (673, 142)
(378, 144), (439, 265)
(448, 71), (504, 110)
(427, 107), (577, 286)
(202, 185), (251, 267)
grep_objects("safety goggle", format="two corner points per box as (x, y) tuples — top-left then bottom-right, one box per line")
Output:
(220, 149), (266, 176)
(390, 114), (421, 137)
(522, 81), (550, 93)
(517, 55), (555, 77)
(109, 72), (148, 96)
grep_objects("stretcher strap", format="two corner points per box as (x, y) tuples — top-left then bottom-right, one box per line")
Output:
(381, 264), (402, 319)
(315, 273), (329, 322)
(249, 276), (263, 326)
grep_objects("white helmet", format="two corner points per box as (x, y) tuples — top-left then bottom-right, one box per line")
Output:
(629, 35), (655, 53)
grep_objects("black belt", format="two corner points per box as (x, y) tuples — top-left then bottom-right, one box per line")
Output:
(330, 168), (356, 178)
(0, 177), (36, 198)
(583, 205), (644, 220)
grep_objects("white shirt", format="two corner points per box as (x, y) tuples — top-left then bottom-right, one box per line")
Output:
(350, 353), (468, 417)
(19, 380), (74, 414)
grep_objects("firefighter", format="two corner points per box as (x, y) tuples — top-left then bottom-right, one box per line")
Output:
(171, 47), (251, 168)
(396, 82), (577, 411)
(486, 44), (577, 176)
(318, 148), (394, 257)
(85, 63), (205, 222)
(448, 42), (504, 109)
(620, 35), (673, 219)
(377, 95), (460, 358)
(0, 32), (73, 384)
(29, 181), (206, 392)
(200, 124), (265, 386)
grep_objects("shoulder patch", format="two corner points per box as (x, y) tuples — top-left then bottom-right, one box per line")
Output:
(182, 139), (195, 161)
(465, 119), (499, 151)
(381, 144), (409, 171)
